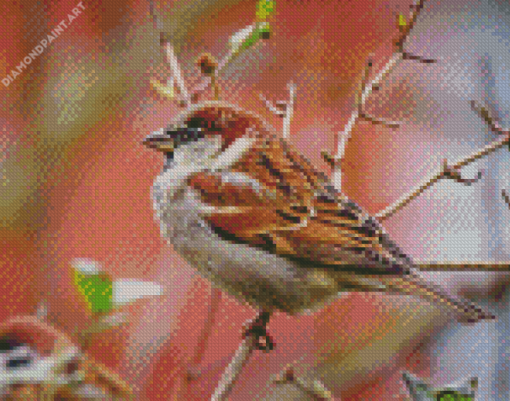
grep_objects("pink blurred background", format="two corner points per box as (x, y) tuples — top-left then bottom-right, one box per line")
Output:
(1, 0), (483, 399)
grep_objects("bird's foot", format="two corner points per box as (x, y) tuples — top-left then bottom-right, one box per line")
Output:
(242, 311), (274, 352)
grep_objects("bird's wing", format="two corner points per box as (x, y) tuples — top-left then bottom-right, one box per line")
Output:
(188, 134), (411, 275)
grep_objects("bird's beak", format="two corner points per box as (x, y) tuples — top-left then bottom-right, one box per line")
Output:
(143, 129), (175, 153)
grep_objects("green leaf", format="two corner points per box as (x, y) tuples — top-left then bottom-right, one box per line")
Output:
(435, 392), (473, 401)
(241, 22), (271, 50)
(229, 22), (271, 54)
(256, 0), (275, 21)
(72, 259), (113, 315)
(398, 13), (407, 28)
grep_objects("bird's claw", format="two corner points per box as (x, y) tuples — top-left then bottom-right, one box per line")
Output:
(242, 312), (275, 352)
(243, 326), (275, 352)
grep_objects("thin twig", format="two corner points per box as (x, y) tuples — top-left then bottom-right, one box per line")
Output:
(416, 263), (510, 271)
(376, 101), (510, 221)
(259, 93), (286, 116)
(181, 288), (221, 393)
(210, 335), (258, 401)
(259, 81), (297, 138)
(394, 0), (426, 51)
(327, 0), (431, 190)
(273, 365), (336, 401)
(149, 0), (191, 106)
(359, 111), (402, 128)
(162, 40), (191, 106)
(211, 312), (273, 400)
(396, 1), (437, 63)
(282, 82), (297, 139)
(327, 52), (403, 189)
(503, 189), (510, 210)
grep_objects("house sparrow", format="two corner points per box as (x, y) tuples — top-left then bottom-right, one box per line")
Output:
(0, 316), (132, 400)
(144, 101), (495, 346)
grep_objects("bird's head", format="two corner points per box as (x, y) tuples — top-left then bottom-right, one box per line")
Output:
(143, 101), (269, 167)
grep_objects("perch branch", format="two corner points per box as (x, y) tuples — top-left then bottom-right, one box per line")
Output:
(376, 101), (510, 221)
(210, 335), (259, 401)
(211, 311), (273, 401)
(181, 288), (221, 393)
(273, 365), (336, 401)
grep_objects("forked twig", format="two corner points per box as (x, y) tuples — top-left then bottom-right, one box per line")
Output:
(324, 0), (433, 190)
(273, 365), (336, 401)
(376, 101), (510, 221)
(260, 81), (297, 139)
(149, 0), (191, 107)
(324, 52), (403, 187)
(395, 0), (436, 63)
(161, 39), (191, 106)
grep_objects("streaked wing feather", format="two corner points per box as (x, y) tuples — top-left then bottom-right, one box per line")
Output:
(189, 133), (410, 275)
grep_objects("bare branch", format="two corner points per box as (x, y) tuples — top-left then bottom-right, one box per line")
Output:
(502, 189), (510, 210)
(282, 82), (296, 139)
(441, 159), (484, 186)
(394, 0), (426, 51)
(376, 101), (510, 221)
(211, 311), (273, 400)
(329, 1), (432, 191)
(417, 262), (510, 271)
(259, 93), (286, 116)
(210, 335), (259, 401)
(260, 82), (297, 139)
(149, 0), (191, 106)
(401, 51), (436, 64)
(358, 111), (402, 128)
(162, 40), (191, 106)
(273, 365), (336, 401)
(328, 52), (403, 189)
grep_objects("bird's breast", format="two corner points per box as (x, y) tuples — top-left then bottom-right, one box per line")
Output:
(152, 184), (340, 313)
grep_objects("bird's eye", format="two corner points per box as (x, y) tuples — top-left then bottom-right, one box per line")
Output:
(6, 356), (32, 370)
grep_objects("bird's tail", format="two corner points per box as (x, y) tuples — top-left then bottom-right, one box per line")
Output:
(385, 271), (496, 324)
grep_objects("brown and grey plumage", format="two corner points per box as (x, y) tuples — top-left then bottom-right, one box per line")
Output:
(145, 101), (495, 324)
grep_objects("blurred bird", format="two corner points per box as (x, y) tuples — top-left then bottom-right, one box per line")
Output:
(402, 371), (478, 401)
(0, 316), (132, 400)
(144, 101), (495, 348)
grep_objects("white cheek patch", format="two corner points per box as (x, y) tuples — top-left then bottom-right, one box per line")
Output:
(210, 135), (257, 172)
(174, 136), (222, 166)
